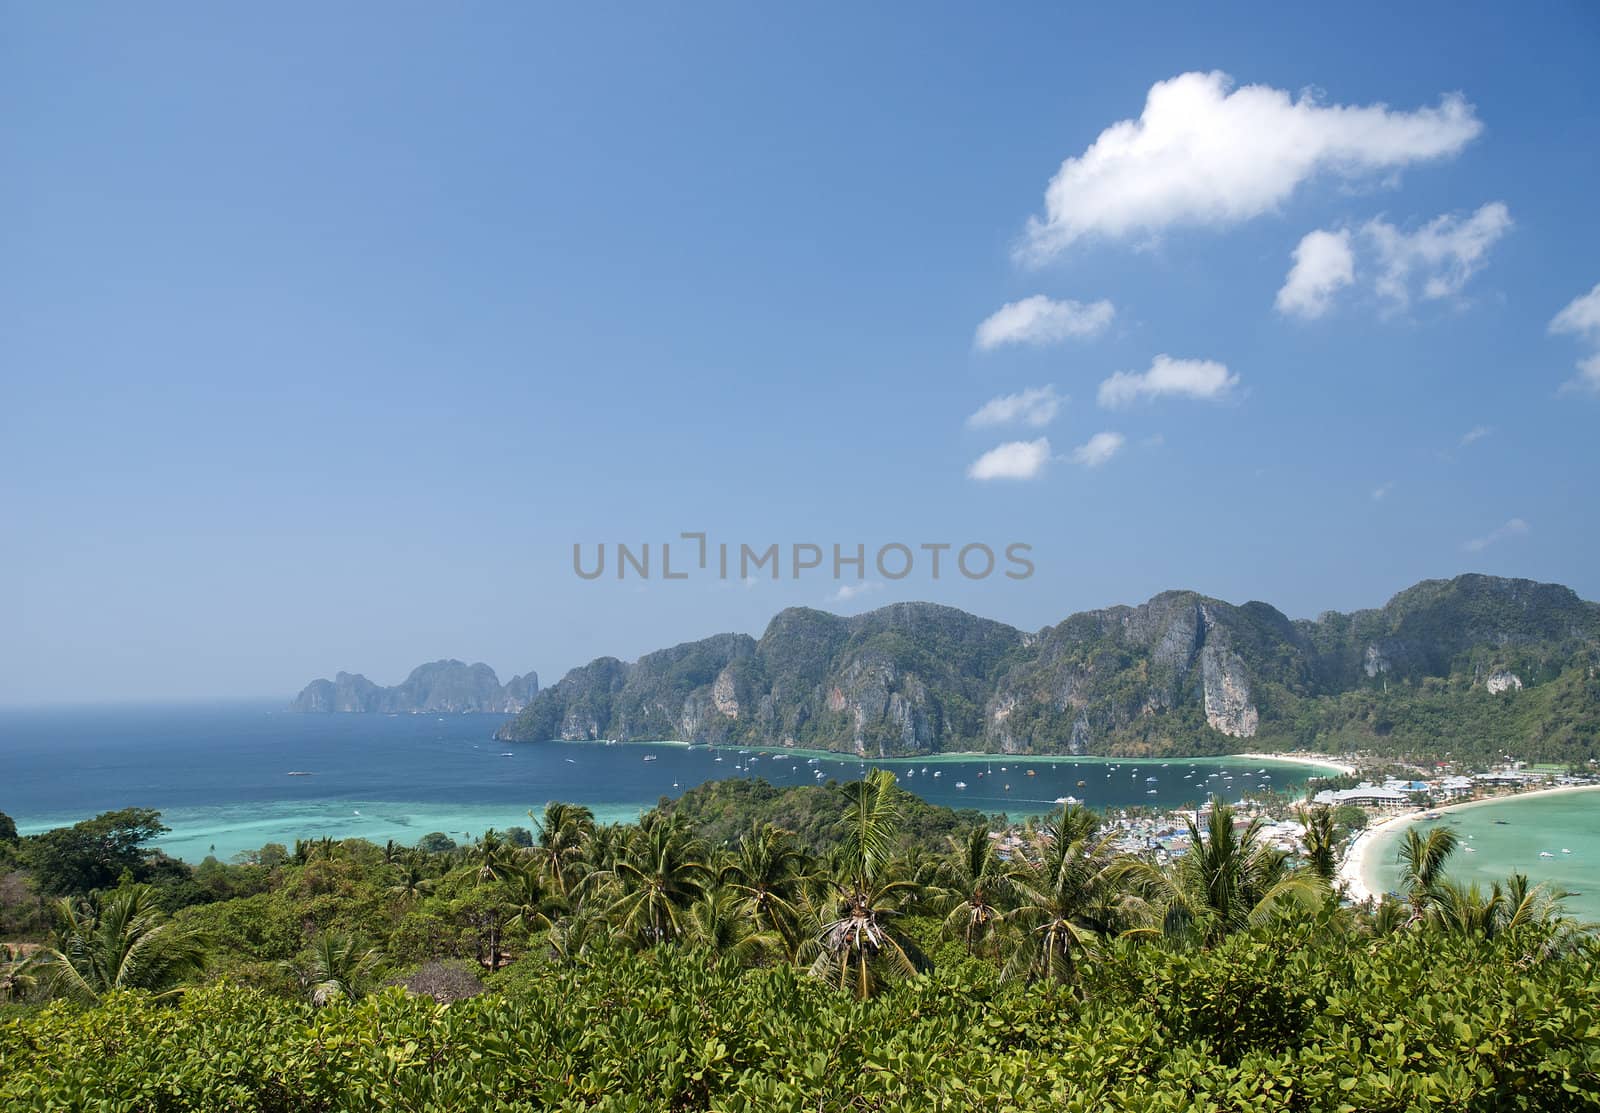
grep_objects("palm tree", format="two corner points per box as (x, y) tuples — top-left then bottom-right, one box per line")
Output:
(932, 823), (1015, 957)
(506, 867), (566, 934)
(381, 839), (405, 867)
(721, 822), (812, 955)
(805, 771), (925, 999)
(1297, 805), (1339, 884)
(289, 932), (384, 1006)
(1, 943), (40, 1003)
(1145, 800), (1325, 944)
(1395, 825), (1459, 925)
(531, 802), (596, 897)
(604, 816), (709, 946)
(686, 886), (784, 967)
(386, 856), (436, 904)
(461, 828), (519, 886)
(1002, 804), (1134, 985)
(36, 885), (207, 1004)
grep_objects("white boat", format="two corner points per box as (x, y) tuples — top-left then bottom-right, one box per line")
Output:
(643, 755), (657, 762)
(1054, 795), (1078, 805)
(933, 770), (942, 777)
(955, 781), (967, 789)
(1540, 851), (1555, 858)
(1563, 848), (1573, 854)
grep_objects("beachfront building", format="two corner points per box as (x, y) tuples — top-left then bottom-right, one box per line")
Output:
(1312, 784), (1411, 809)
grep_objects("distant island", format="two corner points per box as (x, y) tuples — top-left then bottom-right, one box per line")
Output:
(496, 574), (1600, 764)
(290, 660), (538, 714)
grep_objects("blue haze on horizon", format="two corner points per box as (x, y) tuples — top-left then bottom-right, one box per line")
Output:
(2, 3), (1598, 704)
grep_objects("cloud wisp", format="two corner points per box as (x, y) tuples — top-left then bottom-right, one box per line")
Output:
(1098, 355), (1238, 408)
(974, 295), (1114, 349)
(828, 581), (885, 604)
(966, 386), (1065, 429)
(1549, 282), (1600, 394)
(1071, 432), (1125, 468)
(1366, 202), (1511, 308)
(1276, 203), (1511, 318)
(1463, 517), (1529, 553)
(1019, 71), (1482, 262)
(1371, 481), (1395, 502)
(968, 438), (1052, 481)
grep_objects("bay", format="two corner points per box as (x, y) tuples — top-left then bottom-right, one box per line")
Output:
(3, 703), (1325, 862)
(1361, 788), (1600, 923)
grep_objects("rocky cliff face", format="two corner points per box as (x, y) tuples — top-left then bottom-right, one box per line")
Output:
(493, 574), (1600, 757)
(290, 660), (538, 714)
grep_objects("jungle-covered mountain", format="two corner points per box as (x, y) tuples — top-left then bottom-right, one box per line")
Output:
(494, 575), (1600, 762)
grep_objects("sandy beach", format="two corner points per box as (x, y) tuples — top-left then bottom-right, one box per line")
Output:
(1232, 751), (1356, 776)
(1336, 783), (1600, 903)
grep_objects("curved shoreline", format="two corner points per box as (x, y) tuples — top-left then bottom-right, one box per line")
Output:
(1338, 784), (1600, 903)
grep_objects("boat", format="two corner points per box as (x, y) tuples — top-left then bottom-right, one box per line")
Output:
(1146, 776), (1158, 783)
(1146, 789), (1158, 795)
(1540, 851), (1555, 858)
(955, 781), (968, 789)
(1494, 820), (1510, 825)
(1003, 784), (1010, 791)
(502, 752), (515, 757)
(1076, 780), (1086, 787)
(286, 771), (313, 776)
(1054, 795), (1078, 805)
(1026, 769), (1036, 777)
(933, 770), (942, 777)
(714, 756), (723, 762)
(1464, 847), (1477, 853)
(643, 755), (657, 762)
(1563, 848), (1573, 854)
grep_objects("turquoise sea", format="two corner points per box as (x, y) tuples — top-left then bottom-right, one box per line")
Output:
(1362, 788), (1600, 924)
(1, 704), (1329, 862)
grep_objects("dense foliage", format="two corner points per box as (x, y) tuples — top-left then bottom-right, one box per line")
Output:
(2, 776), (1597, 1110)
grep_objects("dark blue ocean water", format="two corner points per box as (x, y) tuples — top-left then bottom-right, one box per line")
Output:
(0, 704), (1323, 861)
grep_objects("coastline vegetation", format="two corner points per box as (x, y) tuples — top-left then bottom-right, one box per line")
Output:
(1, 777), (1596, 1110)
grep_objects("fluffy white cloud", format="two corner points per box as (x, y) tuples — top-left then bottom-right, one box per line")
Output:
(1071, 432), (1125, 468)
(1276, 229), (1355, 318)
(1019, 71), (1482, 261)
(1463, 517), (1529, 553)
(1097, 355), (1238, 408)
(1459, 425), (1492, 448)
(1366, 202), (1511, 306)
(968, 438), (1052, 480)
(974, 295), (1114, 349)
(1550, 283), (1600, 393)
(966, 385), (1065, 428)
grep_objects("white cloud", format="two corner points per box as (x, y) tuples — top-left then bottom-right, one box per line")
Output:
(1071, 431), (1125, 468)
(1566, 353), (1600, 395)
(1276, 229), (1355, 318)
(1550, 282), (1600, 340)
(1098, 355), (1238, 408)
(1463, 517), (1529, 553)
(966, 385), (1065, 429)
(1550, 283), (1600, 394)
(1019, 71), (1482, 262)
(1365, 202), (1511, 307)
(968, 438), (1052, 481)
(829, 581), (885, 604)
(1459, 425), (1492, 448)
(974, 295), (1115, 349)
(1371, 481), (1394, 501)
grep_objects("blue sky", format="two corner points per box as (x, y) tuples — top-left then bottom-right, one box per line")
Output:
(3, 3), (1598, 703)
